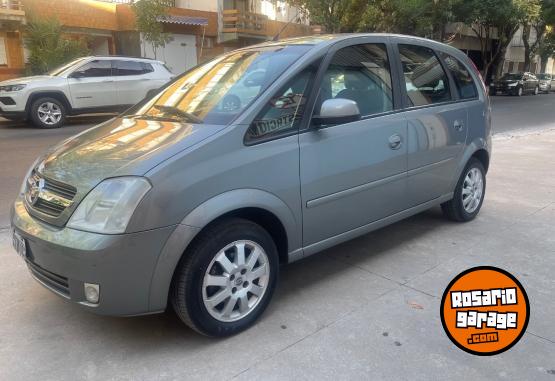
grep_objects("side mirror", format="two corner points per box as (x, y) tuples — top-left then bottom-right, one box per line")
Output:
(312, 98), (361, 127)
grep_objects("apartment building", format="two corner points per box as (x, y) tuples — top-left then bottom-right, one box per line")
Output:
(0, 0), (25, 80)
(0, 0), (310, 81)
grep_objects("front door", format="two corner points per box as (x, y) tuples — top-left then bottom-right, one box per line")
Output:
(395, 43), (468, 206)
(67, 59), (116, 109)
(300, 41), (408, 247)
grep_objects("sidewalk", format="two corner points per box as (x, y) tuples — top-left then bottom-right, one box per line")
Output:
(0, 129), (554, 380)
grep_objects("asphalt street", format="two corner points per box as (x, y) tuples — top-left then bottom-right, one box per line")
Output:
(0, 94), (554, 380)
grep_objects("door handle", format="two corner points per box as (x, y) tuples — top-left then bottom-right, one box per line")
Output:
(453, 120), (464, 131)
(389, 134), (402, 150)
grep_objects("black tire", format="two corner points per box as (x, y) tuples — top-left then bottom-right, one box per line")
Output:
(29, 97), (66, 129)
(533, 86), (539, 95)
(441, 158), (486, 222)
(171, 218), (279, 337)
(516, 86), (523, 96)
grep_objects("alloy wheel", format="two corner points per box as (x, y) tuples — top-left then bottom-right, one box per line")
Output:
(37, 102), (62, 125)
(461, 167), (484, 214)
(202, 240), (270, 322)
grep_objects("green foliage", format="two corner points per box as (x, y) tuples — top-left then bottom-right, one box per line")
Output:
(132, 0), (172, 58)
(24, 17), (89, 75)
(287, 0), (365, 33)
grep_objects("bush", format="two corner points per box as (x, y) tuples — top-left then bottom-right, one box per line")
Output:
(25, 17), (90, 75)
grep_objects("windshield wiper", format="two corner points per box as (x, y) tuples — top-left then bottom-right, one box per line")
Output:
(152, 105), (204, 124)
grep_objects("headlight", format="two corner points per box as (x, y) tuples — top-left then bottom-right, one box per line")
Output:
(67, 177), (151, 234)
(19, 158), (42, 195)
(0, 84), (26, 92)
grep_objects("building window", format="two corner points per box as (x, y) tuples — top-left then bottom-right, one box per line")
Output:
(0, 38), (7, 66)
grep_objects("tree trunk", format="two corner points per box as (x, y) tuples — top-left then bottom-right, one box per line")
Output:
(522, 24), (532, 72)
(540, 54), (549, 73)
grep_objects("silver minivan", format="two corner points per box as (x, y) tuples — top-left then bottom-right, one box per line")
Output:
(11, 34), (491, 337)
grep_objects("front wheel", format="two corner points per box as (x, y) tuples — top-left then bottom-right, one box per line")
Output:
(30, 97), (66, 128)
(441, 158), (486, 222)
(171, 218), (278, 337)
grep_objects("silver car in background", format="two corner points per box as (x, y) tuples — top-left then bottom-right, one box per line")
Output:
(0, 56), (173, 128)
(11, 34), (491, 337)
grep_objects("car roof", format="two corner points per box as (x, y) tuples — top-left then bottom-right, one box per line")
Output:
(84, 56), (164, 65)
(239, 33), (469, 60)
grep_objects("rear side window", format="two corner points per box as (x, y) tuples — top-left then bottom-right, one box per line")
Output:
(115, 60), (152, 76)
(398, 44), (452, 106)
(440, 53), (478, 99)
(317, 43), (393, 117)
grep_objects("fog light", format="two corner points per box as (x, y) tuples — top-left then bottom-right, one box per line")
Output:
(84, 283), (100, 304)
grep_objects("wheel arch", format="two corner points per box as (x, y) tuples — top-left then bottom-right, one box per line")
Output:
(25, 91), (73, 116)
(450, 139), (491, 191)
(148, 189), (301, 312)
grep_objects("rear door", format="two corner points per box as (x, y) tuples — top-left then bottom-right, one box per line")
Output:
(299, 38), (408, 246)
(394, 41), (468, 206)
(67, 59), (116, 109)
(113, 60), (157, 106)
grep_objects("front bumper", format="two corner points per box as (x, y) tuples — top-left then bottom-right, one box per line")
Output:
(11, 196), (181, 316)
(0, 90), (26, 115)
(490, 85), (518, 94)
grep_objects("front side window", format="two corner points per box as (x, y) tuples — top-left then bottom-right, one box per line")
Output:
(246, 67), (315, 142)
(317, 43), (393, 117)
(73, 60), (112, 77)
(124, 45), (310, 125)
(399, 44), (452, 106)
(440, 53), (478, 99)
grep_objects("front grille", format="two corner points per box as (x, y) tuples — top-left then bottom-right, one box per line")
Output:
(25, 171), (77, 217)
(27, 260), (70, 297)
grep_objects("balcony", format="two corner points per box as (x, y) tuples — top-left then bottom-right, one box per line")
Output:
(93, 0), (175, 5)
(221, 9), (268, 41)
(0, 0), (25, 23)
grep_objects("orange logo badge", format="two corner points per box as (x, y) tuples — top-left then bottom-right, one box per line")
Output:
(440, 266), (530, 355)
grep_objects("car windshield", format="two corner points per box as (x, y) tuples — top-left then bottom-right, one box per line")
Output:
(537, 74), (551, 80)
(501, 73), (523, 80)
(124, 45), (311, 125)
(48, 58), (89, 76)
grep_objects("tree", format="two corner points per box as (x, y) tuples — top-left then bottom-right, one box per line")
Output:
(132, 0), (172, 58)
(24, 17), (89, 75)
(522, 0), (555, 71)
(286, 0), (365, 33)
(537, 27), (555, 72)
(453, 0), (540, 79)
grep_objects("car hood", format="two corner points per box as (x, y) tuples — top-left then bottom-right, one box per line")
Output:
(0, 75), (54, 86)
(36, 117), (227, 192)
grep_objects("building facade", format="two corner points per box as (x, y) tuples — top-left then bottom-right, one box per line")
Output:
(0, 0), (311, 81)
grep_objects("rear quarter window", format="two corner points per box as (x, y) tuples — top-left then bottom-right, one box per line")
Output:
(440, 53), (478, 100)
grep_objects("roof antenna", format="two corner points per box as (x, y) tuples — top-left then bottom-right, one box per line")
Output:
(272, 9), (301, 41)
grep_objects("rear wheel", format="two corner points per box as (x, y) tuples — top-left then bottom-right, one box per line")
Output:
(441, 158), (486, 222)
(171, 218), (278, 337)
(30, 97), (66, 128)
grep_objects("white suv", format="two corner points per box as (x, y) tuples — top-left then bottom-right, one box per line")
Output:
(0, 56), (174, 128)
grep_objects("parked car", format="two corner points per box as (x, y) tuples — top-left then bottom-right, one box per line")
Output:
(489, 72), (539, 96)
(536, 73), (553, 93)
(0, 56), (173, 128)
(11, 34), (491, 337)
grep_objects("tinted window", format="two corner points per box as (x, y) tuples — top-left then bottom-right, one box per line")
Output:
(399, 44), (451, 106)
(115, 60), (152, 76)
(74, 60), (112, 77)
(317, 44), (393, 117)
(440, 53), (477, 99)
(246, 67), (315, 142)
